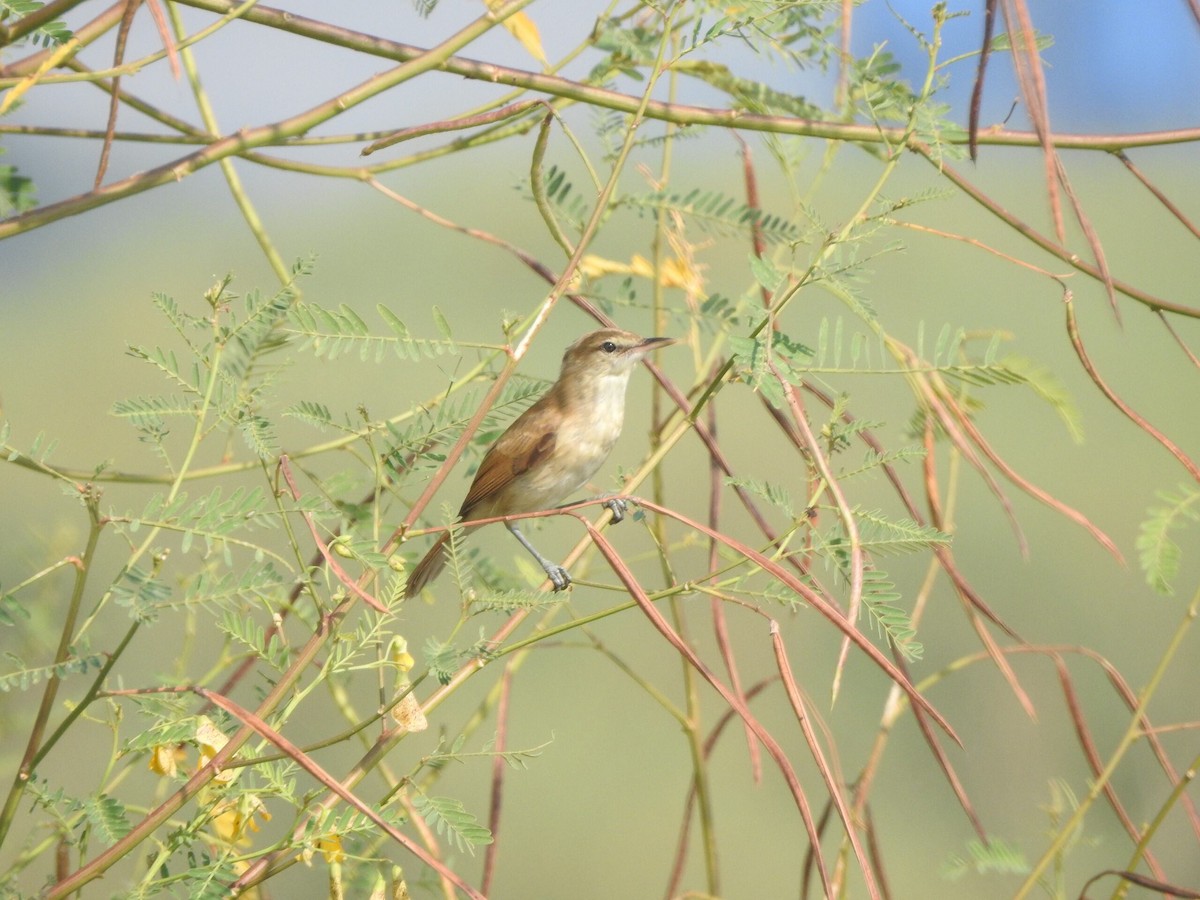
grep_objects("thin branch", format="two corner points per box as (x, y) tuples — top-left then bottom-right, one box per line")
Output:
(1065, 298), (1200, 483)
(912, 142), (1200, 319)
(481, 665), (514, 895)
(581, 520), (835, 898)
(771, 623), (879, 898)
(1115, 149), (1200, 241)
(632, 499), (961, 745)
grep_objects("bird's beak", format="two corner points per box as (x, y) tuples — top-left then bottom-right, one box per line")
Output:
(638, 336), (677, 350)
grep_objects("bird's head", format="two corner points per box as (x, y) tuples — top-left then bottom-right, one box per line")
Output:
(559, 328), (675, 386)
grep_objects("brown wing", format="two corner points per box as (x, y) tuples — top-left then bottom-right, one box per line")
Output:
(459, 409), (557, 517)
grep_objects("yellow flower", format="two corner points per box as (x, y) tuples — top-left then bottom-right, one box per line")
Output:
(147, 743), (186, 777)
(317, 834), (346, 865)
(195, 716), (236, 785)
(578, 253), (704, 292)
(210, 794), (271, 847)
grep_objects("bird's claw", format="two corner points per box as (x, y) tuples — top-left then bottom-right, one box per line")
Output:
(546, 565), (572, 592)
(603, 497), (628, 524)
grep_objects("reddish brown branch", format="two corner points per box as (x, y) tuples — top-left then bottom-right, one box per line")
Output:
(704, 398), (762, 781)
(581, 520), (835, 897)
(1115, 150), (1200, 241)
(199, 692), (481, 899)
(481, 665), (514, 895)
(1065, 300), (1200, 483)
(771, 624), (880, 897)
(663, 678), (778, 899)
(628, 500), (961, 744)
(968, 0), (997, 162)
(279, 456), (389, 613)
(911, 143), (1200, 320)
(1051, 656), (1168, 882)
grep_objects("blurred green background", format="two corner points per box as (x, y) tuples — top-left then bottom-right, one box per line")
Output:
(3, 2), (1200, 897)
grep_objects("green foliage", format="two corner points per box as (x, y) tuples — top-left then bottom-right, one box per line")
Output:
(286, 302), (457, 362)
(469, 588), (560, 614)
(123, 715), (206, 753)
(822, 512), (948, 660)
(728, 328), (814, 409)
(82, 794), (133, 845)
(144, 854), (243, 900)
(3, 5), (1190, 898)
(411, 794), (492, 854)
(927, 327), (1021, 386)
(859, 569), (922, 661)
(238, 413), (277, 459)
(0, 150), (36, 215)
(624, 186), (804, 245)
(847, 509), (951, 556)
(423, 636), (461, 685)
(377, 379), (547, 484)
(2, 426), (58, 466)
(674, 60), (822, 120)
(724, 475), (797, 519)
(0, 649), (104, 692)
(1137, 484), (1200, 595)
(839, 445), (927, 480)
(129, 485), (277, 563)
(846, 47), (912, 122)
(0, 0), (73, 46)
(814, 316), (887, 372)
(282, 399), (339, 432)
(534, 164), (592, 234)
(0, 589), (29, 627)
(698, 293), (751, 330)
(464, 377), (548, 448)
(112, 395), (198, 429)
(217, 610), (291, 671)
(990, 29), (1054, 53)
(590, 17), (662, 76)
(1001, 355), (1084, 443)
(941, 837), (1029, 880)
(443, 509), (474, 596)
(115, 269), (309, 470)
(110, 565), (172, 621)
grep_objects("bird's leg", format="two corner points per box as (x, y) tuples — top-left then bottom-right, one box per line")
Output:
(506, 522), (571, 591)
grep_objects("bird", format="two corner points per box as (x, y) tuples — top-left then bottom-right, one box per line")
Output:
(404, 327), (674, 597)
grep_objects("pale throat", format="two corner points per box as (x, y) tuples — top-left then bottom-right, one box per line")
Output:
(580, 369), (632, 433)
(559, 368), (633, 469)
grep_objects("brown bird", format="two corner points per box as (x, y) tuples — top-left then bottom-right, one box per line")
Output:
(404, 328), (674, 597)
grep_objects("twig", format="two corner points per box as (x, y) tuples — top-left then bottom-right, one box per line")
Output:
(481, 665), (514, 895)
(581, 520), (836, 898)
(279, 456), (389, 614)
(1065, 299), (1200, 483)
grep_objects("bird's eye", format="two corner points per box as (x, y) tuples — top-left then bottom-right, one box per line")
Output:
(600, 341), (617, 353)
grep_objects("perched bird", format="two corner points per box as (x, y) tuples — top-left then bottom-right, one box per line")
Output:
(404, 327), (674, 597)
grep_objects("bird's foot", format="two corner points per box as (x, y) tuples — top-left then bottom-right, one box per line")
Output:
(602, 497), (628, 524)
(545, 564), (572, 592)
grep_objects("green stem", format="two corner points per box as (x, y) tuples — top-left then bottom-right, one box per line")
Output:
(530, 112), (576, 258)
(0, 496), (103, 850)
(163, 0), (1200, 153)
(1014, 582), (1200, 899)
(45, 595), (357, 897)
(167, 1), (291, 285)
(31, 621), (140, 770)
(1111, 745), (1200, 900)
(0, 0), (539, 241)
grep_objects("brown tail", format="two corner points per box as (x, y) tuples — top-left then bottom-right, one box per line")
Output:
(404, 532), (451, 598)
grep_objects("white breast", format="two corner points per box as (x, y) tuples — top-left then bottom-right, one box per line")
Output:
(507, 371), (631, 512)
